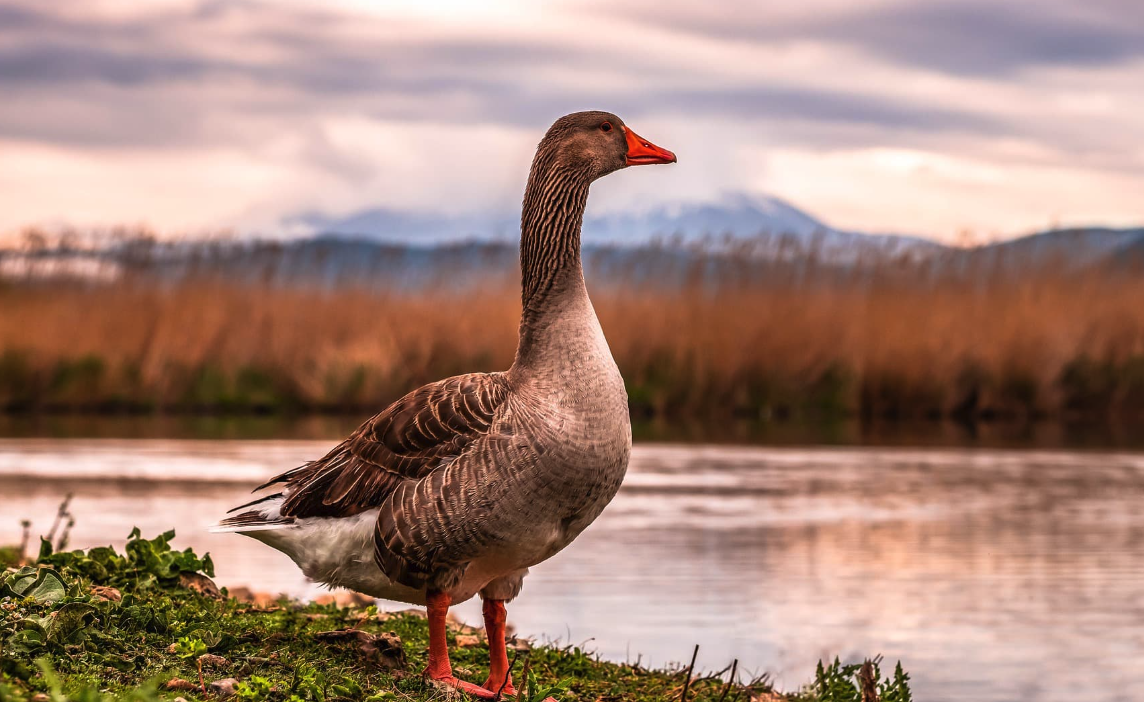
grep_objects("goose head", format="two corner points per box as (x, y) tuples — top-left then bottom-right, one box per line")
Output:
(539, 111), (676, 181)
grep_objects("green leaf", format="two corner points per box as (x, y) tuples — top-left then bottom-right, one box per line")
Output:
(8, 627), (46, 655)
(173, 636), (208, 659)
(5, 567), (68, 603)
(50, 602), (99, 644)
(2, 566), (37, 597)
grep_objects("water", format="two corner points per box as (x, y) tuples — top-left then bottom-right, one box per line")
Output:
(3, 436), (1143, 702)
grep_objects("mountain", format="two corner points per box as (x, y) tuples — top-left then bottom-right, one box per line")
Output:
(286, 209), (518, 244)
(974, 227), (1144, 267)
(1119, 231), (1144, 261)
(582, 193), (835, 243)
(287, 192), (946, 261)
(5, 197), (1141, 286)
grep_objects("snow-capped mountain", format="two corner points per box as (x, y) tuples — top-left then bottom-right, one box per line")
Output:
(287, 192), (943, 259)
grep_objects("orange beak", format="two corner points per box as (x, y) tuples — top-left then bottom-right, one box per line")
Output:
(624, 126), (677, 165)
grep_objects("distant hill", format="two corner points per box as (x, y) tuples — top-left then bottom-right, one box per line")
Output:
(288, 192), (945, 261)
(974, 227), (1144, 267)
(3, 195), (1142, 286)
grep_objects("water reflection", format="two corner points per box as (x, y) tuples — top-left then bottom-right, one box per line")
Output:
(5, 414), (1144, 450)
(3, 439), (1143, 702)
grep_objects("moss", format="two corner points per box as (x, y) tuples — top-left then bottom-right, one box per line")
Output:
(1, 531), (905, 702)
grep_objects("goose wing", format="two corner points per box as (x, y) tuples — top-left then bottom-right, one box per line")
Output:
(220, 372), (510, 524)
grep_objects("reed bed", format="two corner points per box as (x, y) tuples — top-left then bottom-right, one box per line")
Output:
(2, 239), (1144, 421)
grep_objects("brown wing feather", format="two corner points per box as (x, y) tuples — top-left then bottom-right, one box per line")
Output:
(252, 372), (509, 520)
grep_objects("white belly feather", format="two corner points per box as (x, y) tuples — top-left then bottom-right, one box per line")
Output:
(217, 497), (527, 605)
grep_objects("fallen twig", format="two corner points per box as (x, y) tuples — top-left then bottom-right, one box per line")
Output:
(495, 644), (521, 700)
(717, 659), (738, 702)
(680, 644), (699, 702)
(519, 656), (533, 700)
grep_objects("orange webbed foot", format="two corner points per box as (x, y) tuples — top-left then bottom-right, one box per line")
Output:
(424, 671), (498, 699)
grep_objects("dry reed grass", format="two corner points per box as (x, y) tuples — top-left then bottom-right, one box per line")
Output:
(3, 246), (1144, 420)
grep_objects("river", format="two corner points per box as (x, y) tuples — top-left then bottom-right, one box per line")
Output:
(2, 434), (1142, 702)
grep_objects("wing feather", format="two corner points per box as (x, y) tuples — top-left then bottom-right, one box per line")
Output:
(221, 372), (509, 525)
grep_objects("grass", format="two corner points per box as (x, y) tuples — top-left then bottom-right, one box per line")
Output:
(4, 233), (1144, 422)
(0, 530), (910, 702)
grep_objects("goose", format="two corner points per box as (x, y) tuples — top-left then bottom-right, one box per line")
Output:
(215, 111), (676, 698)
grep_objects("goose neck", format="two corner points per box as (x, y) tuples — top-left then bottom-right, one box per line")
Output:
(518, 155), (590, 312)
(514, 155), (594, 368)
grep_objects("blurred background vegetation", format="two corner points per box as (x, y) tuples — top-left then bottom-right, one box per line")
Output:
(3, 227), (1144, 427)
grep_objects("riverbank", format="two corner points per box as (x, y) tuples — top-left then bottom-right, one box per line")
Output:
(7, 412), (1144, 452)
(0, 531), (911, 702)
(4, 240), (1144, 423)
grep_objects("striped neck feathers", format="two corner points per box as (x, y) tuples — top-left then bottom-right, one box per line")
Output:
(518, 146), (591, 314)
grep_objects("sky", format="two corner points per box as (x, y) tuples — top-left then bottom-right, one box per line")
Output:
(1, 0), (1142, 243)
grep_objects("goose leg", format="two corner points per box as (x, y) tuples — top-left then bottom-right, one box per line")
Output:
(424, 590), (496, 699)
(480, 598), (516, 696)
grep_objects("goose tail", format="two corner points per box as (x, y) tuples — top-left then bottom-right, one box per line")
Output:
(210, 493), (294, 534)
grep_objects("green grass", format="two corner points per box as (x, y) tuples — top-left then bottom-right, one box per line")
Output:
(1, 531), (911, 702)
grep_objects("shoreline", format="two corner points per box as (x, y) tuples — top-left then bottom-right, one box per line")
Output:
(4, 412), (1144, 452)
(0, 531), (912, 701)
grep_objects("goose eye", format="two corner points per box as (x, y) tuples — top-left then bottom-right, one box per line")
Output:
(600, 121), (613, 133)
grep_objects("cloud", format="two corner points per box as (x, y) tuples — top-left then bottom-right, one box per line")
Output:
(0, 0), (1141, 240)
(635, 87), (1003, 134)
(808, 1), (1144, 77)
(606, 0), (1144, 77)
(0, 0), (1003, 145)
